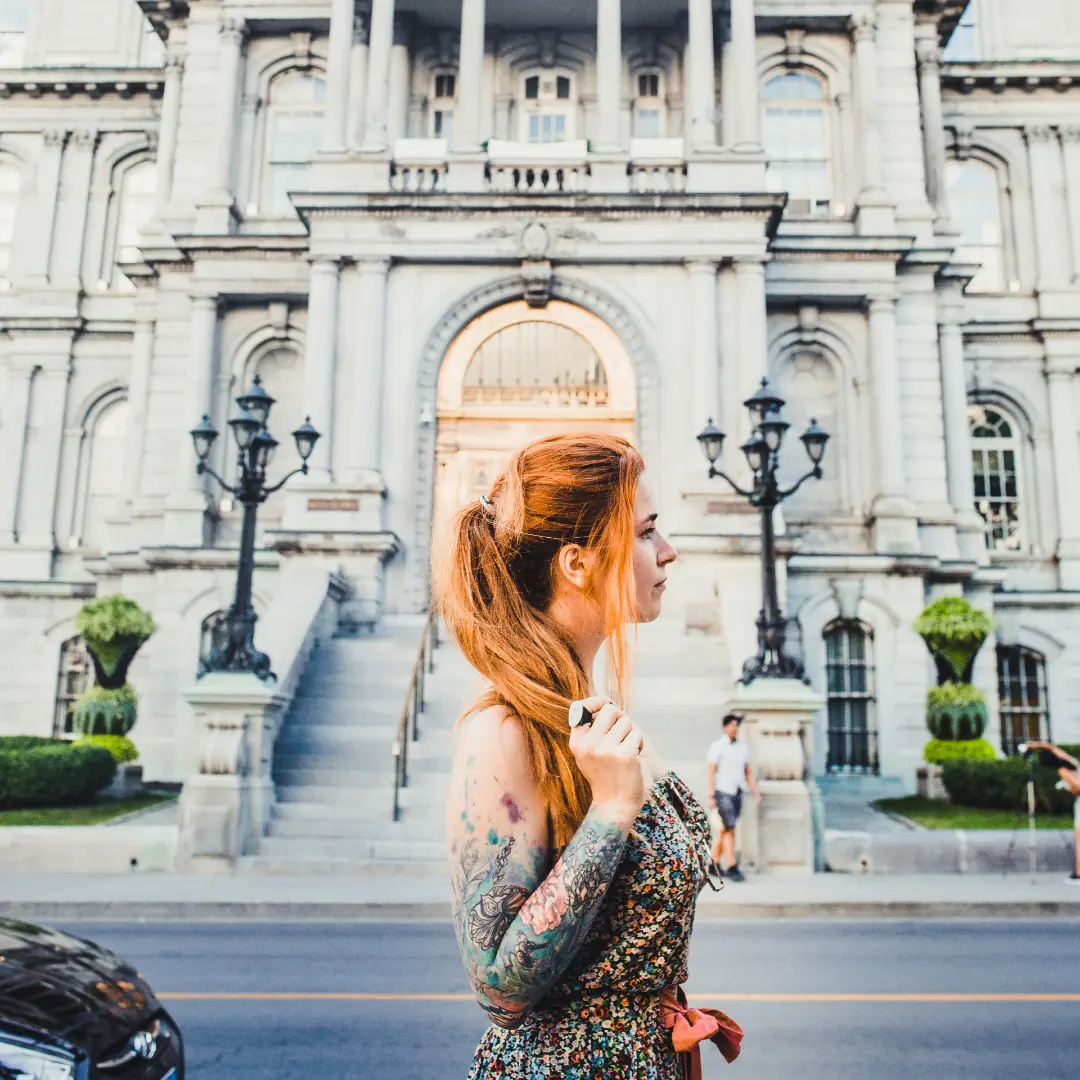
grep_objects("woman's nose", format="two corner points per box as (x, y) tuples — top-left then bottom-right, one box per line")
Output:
(658, 535), (677, 564)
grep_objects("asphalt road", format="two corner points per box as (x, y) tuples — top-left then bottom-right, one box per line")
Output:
(54, 919), (1080, 1080)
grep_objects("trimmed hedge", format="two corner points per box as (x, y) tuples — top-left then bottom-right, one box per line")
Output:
(0, 736), (116, 810)
(75, 734), (139, 765)
(941, 751), (1080, 816)
(924, 738), (997, 765)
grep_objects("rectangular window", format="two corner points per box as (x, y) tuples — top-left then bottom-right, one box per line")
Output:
(435, 73), (456, 99)
(556, 75), (571, 99)
(434, 109), (454, 141)
(525, 75), (539, 100)
(825, 624), (878, 774)
(997, 646), (1050, 755)
(638, 73), (660, 98)
(0, 0), (28, 67)
(528, 114), (567, 143)
(635, 109), (661, 139)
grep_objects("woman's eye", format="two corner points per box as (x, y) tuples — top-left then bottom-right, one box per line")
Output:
(641, 527), (656, 539)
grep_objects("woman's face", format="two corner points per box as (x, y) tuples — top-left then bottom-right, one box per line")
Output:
(632, 478), (677, 623)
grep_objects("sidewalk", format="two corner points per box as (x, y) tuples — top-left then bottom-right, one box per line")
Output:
(2, 870), (1079, 921)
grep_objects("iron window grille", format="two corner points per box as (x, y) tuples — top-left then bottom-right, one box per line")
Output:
(53, 635), (92, 738)
(824, 620), (878, 774)
(997, 645), (1051, 755)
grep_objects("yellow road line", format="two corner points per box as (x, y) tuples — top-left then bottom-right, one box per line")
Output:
(156, 991), (1080, 1004)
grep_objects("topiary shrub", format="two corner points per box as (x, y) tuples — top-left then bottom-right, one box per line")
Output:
(71, 596), (155, 738)
(71, 684), (137, 737)
(0, 737), (116, 809)
(914, 597), (994, 684)
(925, 683), (989, 741)
(941, 757), (1075, 815)
(74, 734), (139, 765)
(924, 737), (997, 765)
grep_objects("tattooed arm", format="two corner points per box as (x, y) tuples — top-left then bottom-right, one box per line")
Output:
(447, 706), (638, 1029)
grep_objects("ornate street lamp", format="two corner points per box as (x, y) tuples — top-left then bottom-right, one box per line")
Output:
(697, 377), (830, 683)
(190, 374), (320, 682)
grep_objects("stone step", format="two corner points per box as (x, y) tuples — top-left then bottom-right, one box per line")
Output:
(273, 787), (447, 814)
(237, 856), (450, 878)
(266, 814), (445, 841)
(258, 835), (447, 861)
(273, 760), (453, 786)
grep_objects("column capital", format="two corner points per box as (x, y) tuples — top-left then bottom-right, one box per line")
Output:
(356, 256), (392, 275)
(1060, 125), (1080, 145)
(867, 291), (897, 311)
(72, 128), (98, 152)
(306, 253), (344, 271)
(1024, 124), (1055, 145)
(732, 255), (769, 272)
(218, 15), (248, 48)
(849, 11), (876, 45)
(165, 48), (186, 75)
(1045, 355), (1079, 379)
(915, 36), (940, 74)
(42, 128), (67, 149)
(684, 257), (719, 275)
(190, 290), (222, 311)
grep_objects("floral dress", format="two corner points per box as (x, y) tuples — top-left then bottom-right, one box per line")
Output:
(467, 772), (737, 1080)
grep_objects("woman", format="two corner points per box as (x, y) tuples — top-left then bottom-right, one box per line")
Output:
(436, 433), (743, 1080)
(1023, 740), (1080, 880)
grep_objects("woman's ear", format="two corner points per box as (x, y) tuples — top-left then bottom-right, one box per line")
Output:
(555, 543), (589, 592)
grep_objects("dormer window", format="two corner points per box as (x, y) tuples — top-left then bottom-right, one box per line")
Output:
(431, 72), (456, 141)
(635, 71), (664, 138)
(522, 72), (575, 143)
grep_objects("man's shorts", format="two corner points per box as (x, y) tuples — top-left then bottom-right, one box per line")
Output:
(715, 791), (742, 830)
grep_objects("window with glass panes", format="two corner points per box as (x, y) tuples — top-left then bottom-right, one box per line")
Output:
(522, 73), (573, 143)
(969, 405), (1022, 551)
(432, 72), (455, 141)
(53, 636), (92, 738)
(997, 645), (1050, 755)
(0, 0), (29, 68)
(0, 160), (20, 284)
(112, 161), (156, 289)
(263, 72), (326, 217)
(635, 71), (663, 138)
(762, 72), (831, 210)
(825, 621), (878, 773)
(945, 159), (1006, 292)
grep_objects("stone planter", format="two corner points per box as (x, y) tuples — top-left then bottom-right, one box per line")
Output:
(103, 763), (143, 800)
(916, 764), (948, 802)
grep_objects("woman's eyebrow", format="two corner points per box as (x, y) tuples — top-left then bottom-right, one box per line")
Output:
(637, 513), (659, 529)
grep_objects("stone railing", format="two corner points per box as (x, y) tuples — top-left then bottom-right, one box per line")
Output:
(486, 161), (591, 193)
(629, 161), (688, 193)
(390, 138), (449, 193)
(176, 562), (347, 872)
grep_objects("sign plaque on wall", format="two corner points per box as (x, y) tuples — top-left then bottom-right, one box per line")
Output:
(307, 498), (360, 512)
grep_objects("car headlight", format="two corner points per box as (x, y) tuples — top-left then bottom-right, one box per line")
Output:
(0, 1034), (78, 1080)
(97, 1019), (167, 1071)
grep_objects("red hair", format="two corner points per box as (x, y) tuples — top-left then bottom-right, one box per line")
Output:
(434, 432), (644, 849)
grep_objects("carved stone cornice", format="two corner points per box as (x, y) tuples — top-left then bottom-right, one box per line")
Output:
(942, 62), (1079, 95)
(0, 71), (165, 101)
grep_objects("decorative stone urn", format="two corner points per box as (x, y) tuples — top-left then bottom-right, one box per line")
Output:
(725, 677), (825, 875)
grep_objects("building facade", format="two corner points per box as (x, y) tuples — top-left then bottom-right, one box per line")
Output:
(1, 0), (1079, 789)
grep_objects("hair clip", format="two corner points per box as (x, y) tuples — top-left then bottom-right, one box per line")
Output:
(479, 494), (494, 512)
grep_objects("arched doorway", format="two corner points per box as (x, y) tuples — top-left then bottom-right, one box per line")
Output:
(434, 300), (637, 530)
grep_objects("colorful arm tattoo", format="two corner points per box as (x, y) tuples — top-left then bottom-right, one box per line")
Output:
(450, 803), (629, 1029)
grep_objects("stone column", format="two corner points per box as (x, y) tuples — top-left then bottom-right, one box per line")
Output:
(687, 0), (717, 150)
(1058, 127), (1080, 284)
(936, 277), (985, 560)
(24, 129), (66, 286)
(455, 0), (487, 151)
(867, 293), (917, 551)
(595, 0), (622, 152)
(195, 16), (246, 232)
(162, 293), (219, 546)
(120, 308), (156, 513)
(0, 360), (37, 545)
(387, 14), (412, 145)
(348, 13), (370, 149)
(729, 0), (760, 149)
(60, 129), (98, 291)
(915, 25), (950, 230)
(687, 260), (720, 471)
(835, 91), (856, 214)
(348, 259), (390, 481)
(155, 47), (185, 214)
(303, 258), (341, 483)
(362, 0), (396, 149)
(1025, 125), (1067, 290)
(850, 13), (892, 232)
(1044, 349), (1080, 589)
(322, 0), (356, 153)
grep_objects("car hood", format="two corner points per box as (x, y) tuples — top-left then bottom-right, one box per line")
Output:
(0, 917), (160, 1055)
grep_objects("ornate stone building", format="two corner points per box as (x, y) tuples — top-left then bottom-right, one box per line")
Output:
(1, 0), (1079, 793)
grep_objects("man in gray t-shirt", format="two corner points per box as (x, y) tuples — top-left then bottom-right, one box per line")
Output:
(705, 714), (761, 883)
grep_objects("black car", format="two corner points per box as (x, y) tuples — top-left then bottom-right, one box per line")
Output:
(0, 918), (182, 1080)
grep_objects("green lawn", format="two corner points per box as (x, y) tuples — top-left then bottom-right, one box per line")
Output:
(0, 793), (177, 827)
(876, 796), (1075, 831)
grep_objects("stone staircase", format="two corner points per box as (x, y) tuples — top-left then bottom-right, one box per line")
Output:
(239, 616), (482, 876)
(240, 614), (736, 875)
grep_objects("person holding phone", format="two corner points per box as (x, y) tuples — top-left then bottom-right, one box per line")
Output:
(437, 434), (743, 1080)
(1023, 741), (1080, 880)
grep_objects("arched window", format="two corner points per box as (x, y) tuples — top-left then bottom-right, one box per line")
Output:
(762, 72), (831, 214)
(262, 71), (326, 217)
(521, 71), (575, 143)
(634, 70), (664, 138)
(198, 610), (229, 675)
(824, 621), (878, 774)
(945, 159), (1006, 292)
(0, 0), (28, 68)
(997, 645), (1050, 755)
(0, 159), (22, 285)
(53, 635), (92, 738)
(969, 404), (1022, 552)
(430, 71), (455, 141)
(80, 398), (129, 551)
(463, 321), (608, 408)
(112, 160), (157, 289)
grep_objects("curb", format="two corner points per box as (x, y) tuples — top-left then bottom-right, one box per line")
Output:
(4, 899), (1080, 921)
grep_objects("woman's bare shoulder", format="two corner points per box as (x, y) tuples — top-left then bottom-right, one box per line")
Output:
(456, 705), (534, 779)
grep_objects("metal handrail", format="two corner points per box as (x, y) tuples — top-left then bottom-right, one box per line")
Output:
(392, 611), (440, 822)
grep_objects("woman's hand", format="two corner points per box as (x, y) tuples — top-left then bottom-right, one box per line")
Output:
(569, 696), (647, 827)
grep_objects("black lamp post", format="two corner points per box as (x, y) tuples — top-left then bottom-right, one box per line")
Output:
(190, 375), (320, 682)
(697, 378), (830, 684)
